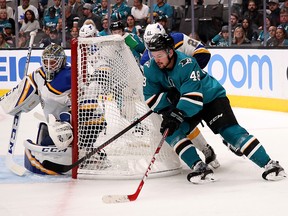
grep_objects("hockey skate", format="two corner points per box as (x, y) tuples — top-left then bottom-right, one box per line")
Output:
(262, 160), (286, 181)
(79, 149), (111, 170)
(187, 161), (216, 184)
(202, 145), (220, 169)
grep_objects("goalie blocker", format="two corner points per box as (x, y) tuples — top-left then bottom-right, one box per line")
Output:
(24, 139), (72, 175)
(0, 76), (40, 115)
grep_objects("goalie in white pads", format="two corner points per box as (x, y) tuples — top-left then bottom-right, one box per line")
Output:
(2, 44), (107, 175)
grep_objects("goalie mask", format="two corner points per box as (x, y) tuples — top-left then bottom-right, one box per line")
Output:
(143, 23), (166, 45)
(42, 44), (67, 82)
(79, 23), (98, 38)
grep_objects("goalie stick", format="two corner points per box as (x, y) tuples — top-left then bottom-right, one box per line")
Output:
(6, 31), (36, 176)
(41, 110), (153, 173)
(102, 128), (169, 204)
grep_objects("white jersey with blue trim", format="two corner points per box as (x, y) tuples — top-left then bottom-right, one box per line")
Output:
(172, 32), (202, 54)
(29, 65), (72, 121)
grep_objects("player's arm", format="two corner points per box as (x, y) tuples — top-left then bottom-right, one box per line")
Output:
(143, 64), (172, 113)
(0, 74), (40, 115)
(176, 60), (204, 117)
(140, 49), (150, 66)
(132, 34), (145, 54)
(182, 34), (211, 69)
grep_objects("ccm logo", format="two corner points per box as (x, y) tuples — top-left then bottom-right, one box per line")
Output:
(42, 148), (68, 153)
(209, 113), (223, 125)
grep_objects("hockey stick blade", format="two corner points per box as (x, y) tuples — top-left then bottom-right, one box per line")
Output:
(102, 182), (143, 204)
(6, 154), (26, 176)
(42, 110), (153, 173)
(102, 129), (169, 204)
(102, 195), (130, 203)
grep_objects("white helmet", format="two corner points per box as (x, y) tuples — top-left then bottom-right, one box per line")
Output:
(79, 23), (98, 38)
(143, 23), (166, 44)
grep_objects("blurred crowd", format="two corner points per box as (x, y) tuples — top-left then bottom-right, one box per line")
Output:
(0, 0), (287, 49)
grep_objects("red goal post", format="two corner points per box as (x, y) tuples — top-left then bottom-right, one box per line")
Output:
(70, 35), (181, 180)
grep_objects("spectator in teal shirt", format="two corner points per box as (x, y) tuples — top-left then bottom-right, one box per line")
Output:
(153, 0), (173, 18)
(98, 18), (110, 36)
(111, 0), (131, 22)
(210, 25), (229, 47)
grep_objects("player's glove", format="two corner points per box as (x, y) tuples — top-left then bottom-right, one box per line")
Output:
(160, 108), (184, 136)
(166, 87), (180, 106)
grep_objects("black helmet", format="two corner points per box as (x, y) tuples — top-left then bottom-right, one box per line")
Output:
(110, 21), (125, 31)
(147, 33), (174, 52)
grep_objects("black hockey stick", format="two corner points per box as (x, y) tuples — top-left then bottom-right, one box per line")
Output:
(42, 110), (153, 173)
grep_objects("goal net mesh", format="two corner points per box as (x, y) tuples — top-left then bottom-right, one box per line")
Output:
(72, 35), (181, 179)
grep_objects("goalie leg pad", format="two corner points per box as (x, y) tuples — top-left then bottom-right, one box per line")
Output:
(36, 121), (56, 146)
(24, 139), (72, 175)
(37, 122), (48, 144)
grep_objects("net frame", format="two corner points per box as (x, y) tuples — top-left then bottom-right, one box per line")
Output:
(70, 35), (181, 179)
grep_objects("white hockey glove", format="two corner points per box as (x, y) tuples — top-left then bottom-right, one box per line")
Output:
(47, 114), (73, 150)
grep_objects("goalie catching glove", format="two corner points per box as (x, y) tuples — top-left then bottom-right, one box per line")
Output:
(47, 114), (73, 150)
(160, 108), (184, 136)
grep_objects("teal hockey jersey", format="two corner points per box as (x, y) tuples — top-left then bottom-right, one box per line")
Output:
(143, 51), (227, 118)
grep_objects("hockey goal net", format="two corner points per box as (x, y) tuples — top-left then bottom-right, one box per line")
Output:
(70, 35), (181, 179)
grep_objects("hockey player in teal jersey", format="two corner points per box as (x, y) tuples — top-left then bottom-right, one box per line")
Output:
(143, 33), (286, 183)
(142, 23), (220, 169)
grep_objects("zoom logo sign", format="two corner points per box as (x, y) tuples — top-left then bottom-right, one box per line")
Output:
(207, 54), (273, 90)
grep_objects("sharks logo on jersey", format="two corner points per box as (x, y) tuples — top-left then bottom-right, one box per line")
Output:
(179, 58), (192, 67)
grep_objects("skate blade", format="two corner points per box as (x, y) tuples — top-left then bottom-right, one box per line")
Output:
(189, 173), (217, 184)
(265, 170), (287, 181)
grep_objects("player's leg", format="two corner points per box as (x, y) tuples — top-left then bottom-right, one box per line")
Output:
(166, 87), (220, 169)
(79, 122), (108, 167)
(78, 100), (109, 169)
(187, 127), (220, 169)
(166, 122), (215, 183)
(203, 97), (286, 181)
(220, 124), (286, 180)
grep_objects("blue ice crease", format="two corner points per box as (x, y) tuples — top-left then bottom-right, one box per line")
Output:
(0, 155), (71, 184)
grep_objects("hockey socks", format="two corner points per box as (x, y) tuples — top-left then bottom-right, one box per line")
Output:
(173, 138), (202, 168)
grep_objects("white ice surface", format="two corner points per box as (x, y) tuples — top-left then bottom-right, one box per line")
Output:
(0, 105), (288, 216)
